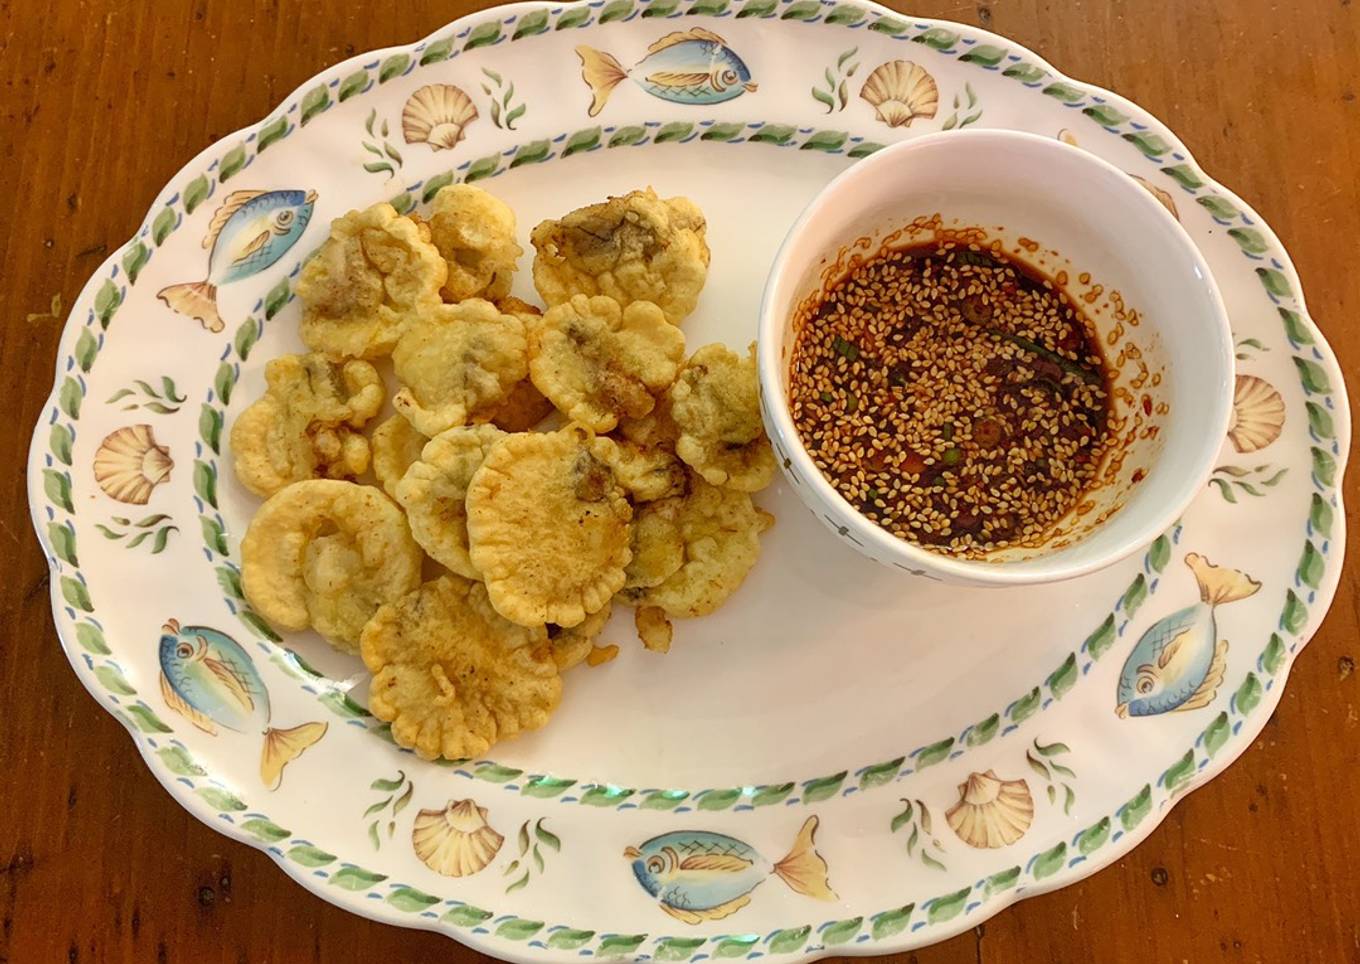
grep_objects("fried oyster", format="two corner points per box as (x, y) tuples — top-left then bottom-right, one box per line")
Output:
(530, 188), (710, 325)
(486, 297), (558, 432)
(241, 480), (422, 652)
(601, 435), (687, 503)
(296, 202), (446, 358)
(529, 294), (685, 432)
(670, 342), (776, 492)
(393, 424), (506, 579)
(623, 496), (685, 590)
(361, 575), (560, 760)
(466, 426), (632, 628)
(391, 298), (528, 436)
(627, 476), (771, 618)
(369, 413), (428, 500)
(424, 184), (523, 303)
(231, 353), (384, 497)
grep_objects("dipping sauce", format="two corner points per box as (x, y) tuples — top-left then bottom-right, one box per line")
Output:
(788, 240), (1114, 558)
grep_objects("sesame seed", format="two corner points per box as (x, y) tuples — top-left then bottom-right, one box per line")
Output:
(789, 241), (1114, 559)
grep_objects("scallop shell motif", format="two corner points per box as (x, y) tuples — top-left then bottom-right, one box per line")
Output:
(411, 798), (503, 877)
(1228, 374), (1286, 453)
(859, 61), (939, 128)
(402, 84), (478, 150)
(93, 425), (173, 505)
(1130, 174), (1180, 220)
(1057, 131), (1180, 220)
(945, 770), (1034, 849)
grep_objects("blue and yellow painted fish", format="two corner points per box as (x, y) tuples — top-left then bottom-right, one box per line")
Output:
(1115, 553), (1260, 718)
(158, 620), (326, 789)
(157, 188), (316, 333)
(624, 816), (835, 924)
(577, 29), (756, 118)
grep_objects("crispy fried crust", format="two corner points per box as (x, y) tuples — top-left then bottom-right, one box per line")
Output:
(231, 353), (384, 497)
(529, 294), (685, 432)
(670, 342), (776, 492)
(630, 476), (765, 617)
(425, 184), (523, 302)
(550, 601), (614, 672)
(623, 496), (685, 589)
(361, 575), (560, 760)
(530, 189), (709, 324)
(392, 298), (528, 436)
(241, 480), (422, 652)
(297, 202), (446, 358)
(369, 414), (428, 499)
(394, 424), (506, 579)
(466, 427), (632, 628)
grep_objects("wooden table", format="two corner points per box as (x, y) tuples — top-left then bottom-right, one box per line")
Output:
(2, 1), (1356, 960)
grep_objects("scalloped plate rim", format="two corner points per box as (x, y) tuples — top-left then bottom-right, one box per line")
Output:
(24, 1), (1351, 958)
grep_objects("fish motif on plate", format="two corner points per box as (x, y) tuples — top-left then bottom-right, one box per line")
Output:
(158, 620), (326, 788)
(157, 189), (316, 333)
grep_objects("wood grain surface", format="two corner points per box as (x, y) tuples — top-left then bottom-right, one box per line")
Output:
(2, 1), (1356, 961)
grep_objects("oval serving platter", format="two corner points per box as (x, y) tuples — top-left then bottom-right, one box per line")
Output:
(27, 2), (1349, 959)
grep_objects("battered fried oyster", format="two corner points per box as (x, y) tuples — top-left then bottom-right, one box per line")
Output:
(529, 294), (685, 432)
(466, 426), (632, 628)
(394, 424), (506, 579)
(231, 353), (384, 497)
(476, 297), (555, 432)
(369, 414), (428, 499)
(241, 480), (422, 652)
(601, 436), (687, 503)
(616, 389), (681, 449)
(391, 298), (528, 436)
(670, 342), (776, 492)
(424, 184), (523, 303)
(530, 189), (710, 325)
(361, 575), (560, 760)
(623, 496), (684, 590)
(627, 476), (771, 618)
(296, 202), (445, 358)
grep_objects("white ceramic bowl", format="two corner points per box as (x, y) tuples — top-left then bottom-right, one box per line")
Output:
(757, 129), (1233, 586)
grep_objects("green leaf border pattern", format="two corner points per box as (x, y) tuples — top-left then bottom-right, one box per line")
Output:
(418, 525), (1177, 812)
(36, 0), (1336, 815)
(169, 682), (1305, 964)
(28, 0), (1345, 958)
(191, 275), (375, 724)
(36, 222), (129, 732)
(195, 281), (290, 647)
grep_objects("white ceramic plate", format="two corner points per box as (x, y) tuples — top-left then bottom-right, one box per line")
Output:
(27, 2), (1349, 960)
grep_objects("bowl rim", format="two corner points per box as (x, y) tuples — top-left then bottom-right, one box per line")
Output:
(756, 127), (1235, 586)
